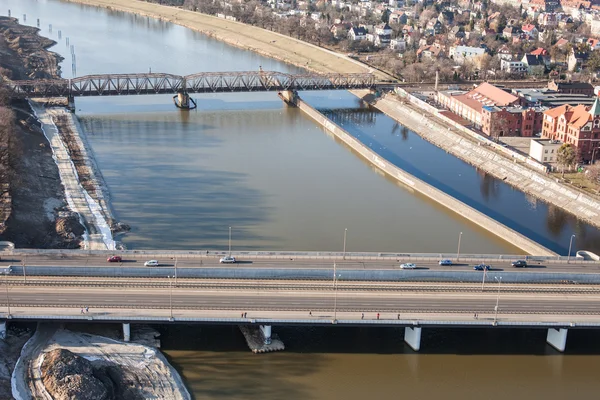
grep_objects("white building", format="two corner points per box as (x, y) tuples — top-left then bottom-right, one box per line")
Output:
(501, 60), (528, 74)
(529, 139), (562, 164)
(449, 45), (486, 65)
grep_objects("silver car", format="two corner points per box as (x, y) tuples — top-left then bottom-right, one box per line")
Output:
(219, 256), (236, 264)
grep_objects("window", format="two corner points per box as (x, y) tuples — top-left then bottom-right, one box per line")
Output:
(545, 149), (548, 153)
(544, 157), (548, 161)
(551, 149), (554, 153)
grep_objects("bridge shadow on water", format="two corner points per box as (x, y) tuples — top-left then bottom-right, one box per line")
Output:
(157, 324), (600, 357)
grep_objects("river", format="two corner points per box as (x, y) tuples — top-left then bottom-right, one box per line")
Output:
(4, 0), (600, 398)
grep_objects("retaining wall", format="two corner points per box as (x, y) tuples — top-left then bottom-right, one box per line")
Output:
(294, 97), (555, 257)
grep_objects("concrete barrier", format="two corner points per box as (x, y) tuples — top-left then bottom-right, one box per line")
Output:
(8, 265), (600, 284)
(293, 97), (555, 257)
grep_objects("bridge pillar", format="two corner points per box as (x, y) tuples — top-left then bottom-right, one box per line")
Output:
(404, 326), (422, 351)
(123, 323), (131, 342)
(173, 90), (197, 110)
(67, 96), (75, 113)
(259, 325), (272, 345)
(278, 90), (298, 106)
(546, 328), (568, 352)
(0, 321), (6, 340)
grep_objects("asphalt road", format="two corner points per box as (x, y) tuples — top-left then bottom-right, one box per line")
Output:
(4, 286), (600, 314)
(3, 254), (600, 274)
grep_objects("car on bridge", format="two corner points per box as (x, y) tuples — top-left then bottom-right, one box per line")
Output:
(400, 263), (416, 269)
(512, 260), (528, 268)
(144, 260), (159, 267)
(439, 259), (453, 266)
(219, 256), (236, 264)
(473, 264), (491, 271)
(107, 256), (122, 263)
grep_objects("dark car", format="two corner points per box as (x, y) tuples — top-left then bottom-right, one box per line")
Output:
(473, 264), (491, 271)
(512, 260), (528, 268)
(107, 255), (122, 263)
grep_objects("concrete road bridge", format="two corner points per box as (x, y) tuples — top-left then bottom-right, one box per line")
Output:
(0, 249), (599, 352)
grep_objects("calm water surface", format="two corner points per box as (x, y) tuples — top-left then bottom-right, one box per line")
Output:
(5, 1), (600, 398)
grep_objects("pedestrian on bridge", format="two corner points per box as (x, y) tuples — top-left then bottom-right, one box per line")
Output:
(86, 306), (89, 313)
(361, 313), (364, 320)
(309, 311), (312, 316)
(377, 313), (380, 320)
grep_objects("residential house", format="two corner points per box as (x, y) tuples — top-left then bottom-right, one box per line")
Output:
(568, 49), (590, 71)
(330, 23), (351, 39)
(417, 42), (446, 59)
(426, 19), (443, 35)
(435, 82), (520, 128)
(522, 54), (548, 75)
(448, 26), (466, 41)
(348, 26), (368, 41)
(541, 98), (600, 163)
(503, 26), (520, 40)
(587, 38), (600, 51)
(501, 59), (528, 74)
(438, 11), (455, 25)
(450, 45), (486, 64)
(370, 23), (392, 47)
(521, 24), (539, 39)
(390, 38), (407, 51)
(496, 44), (513, 61)
(538, 12), (559, 27)
(389, 11), (408, 25)
(558, 15), (574, 29)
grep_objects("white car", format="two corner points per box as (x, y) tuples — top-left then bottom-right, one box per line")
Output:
(400, 263), (416, 269)
(144, 260), (159, 267)
(219, 256), (236, 264)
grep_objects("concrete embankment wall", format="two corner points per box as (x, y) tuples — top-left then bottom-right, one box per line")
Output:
(378, 91), (600, 230)
(294, 97), (556, 257)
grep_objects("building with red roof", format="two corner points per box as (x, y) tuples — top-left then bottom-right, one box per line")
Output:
(541, 98), (600, 162)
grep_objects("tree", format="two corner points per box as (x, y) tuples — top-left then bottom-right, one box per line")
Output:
(490, 114), (510, 141)
(586, 163), (600, 191)
(587, 51), (600, 73)
(557, 143), (577, 176)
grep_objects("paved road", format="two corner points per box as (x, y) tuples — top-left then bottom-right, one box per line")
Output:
(3, 286), (600, 315)
(3, 254), (600, 274)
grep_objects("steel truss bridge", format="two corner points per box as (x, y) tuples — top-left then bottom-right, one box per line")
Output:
(6, 71), (377, 98)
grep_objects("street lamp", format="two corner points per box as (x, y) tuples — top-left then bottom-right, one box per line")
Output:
(343, 228), (348, 260)
(567, 234), (576, 264)
(168, 275), (173, 321)
(494, 276), (502, 324)
(174, 257), (178, 286)
(228, 226), (232, 257)
(456, 232), (463, 261)
(333, 268), (341, 323)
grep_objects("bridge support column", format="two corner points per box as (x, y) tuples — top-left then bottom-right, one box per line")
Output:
(67, 96), (75, 113)
(123, 323), (131, 342)
(546, 328), (568, 352)
(404, 327), (422, 352)
(278, 90), (298, 106)
(0, 321), (6, 340)
(259, 325), (272, 345)
(173, 90), (197, 110)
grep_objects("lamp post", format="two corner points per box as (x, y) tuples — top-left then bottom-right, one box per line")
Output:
(567, 234), (576, 264)
(591, 147), (598, 164)
(494, 276), (502, 324)
(168, 275), (173, 321)
(174, 257), (178, 286)
(228, 226), (232, 257)
(333, 267), (340, 323)
(456, 232), (463, 261)
(343, 228), (347, 260)
(4, 273), (10, 317)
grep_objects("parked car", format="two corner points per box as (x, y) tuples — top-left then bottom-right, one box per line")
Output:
(107, 255), (122, 263)
(512, 260), (528, 268)
(219, 256), (236, 264)
(439, 259), (453, 266)
(473, 264), (491, 271)
(400, 263), (416, 269)
(144, 260), (159, 267)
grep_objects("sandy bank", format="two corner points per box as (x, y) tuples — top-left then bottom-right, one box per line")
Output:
(62, 0), (391, 79)
(13, 326), (190, 399)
